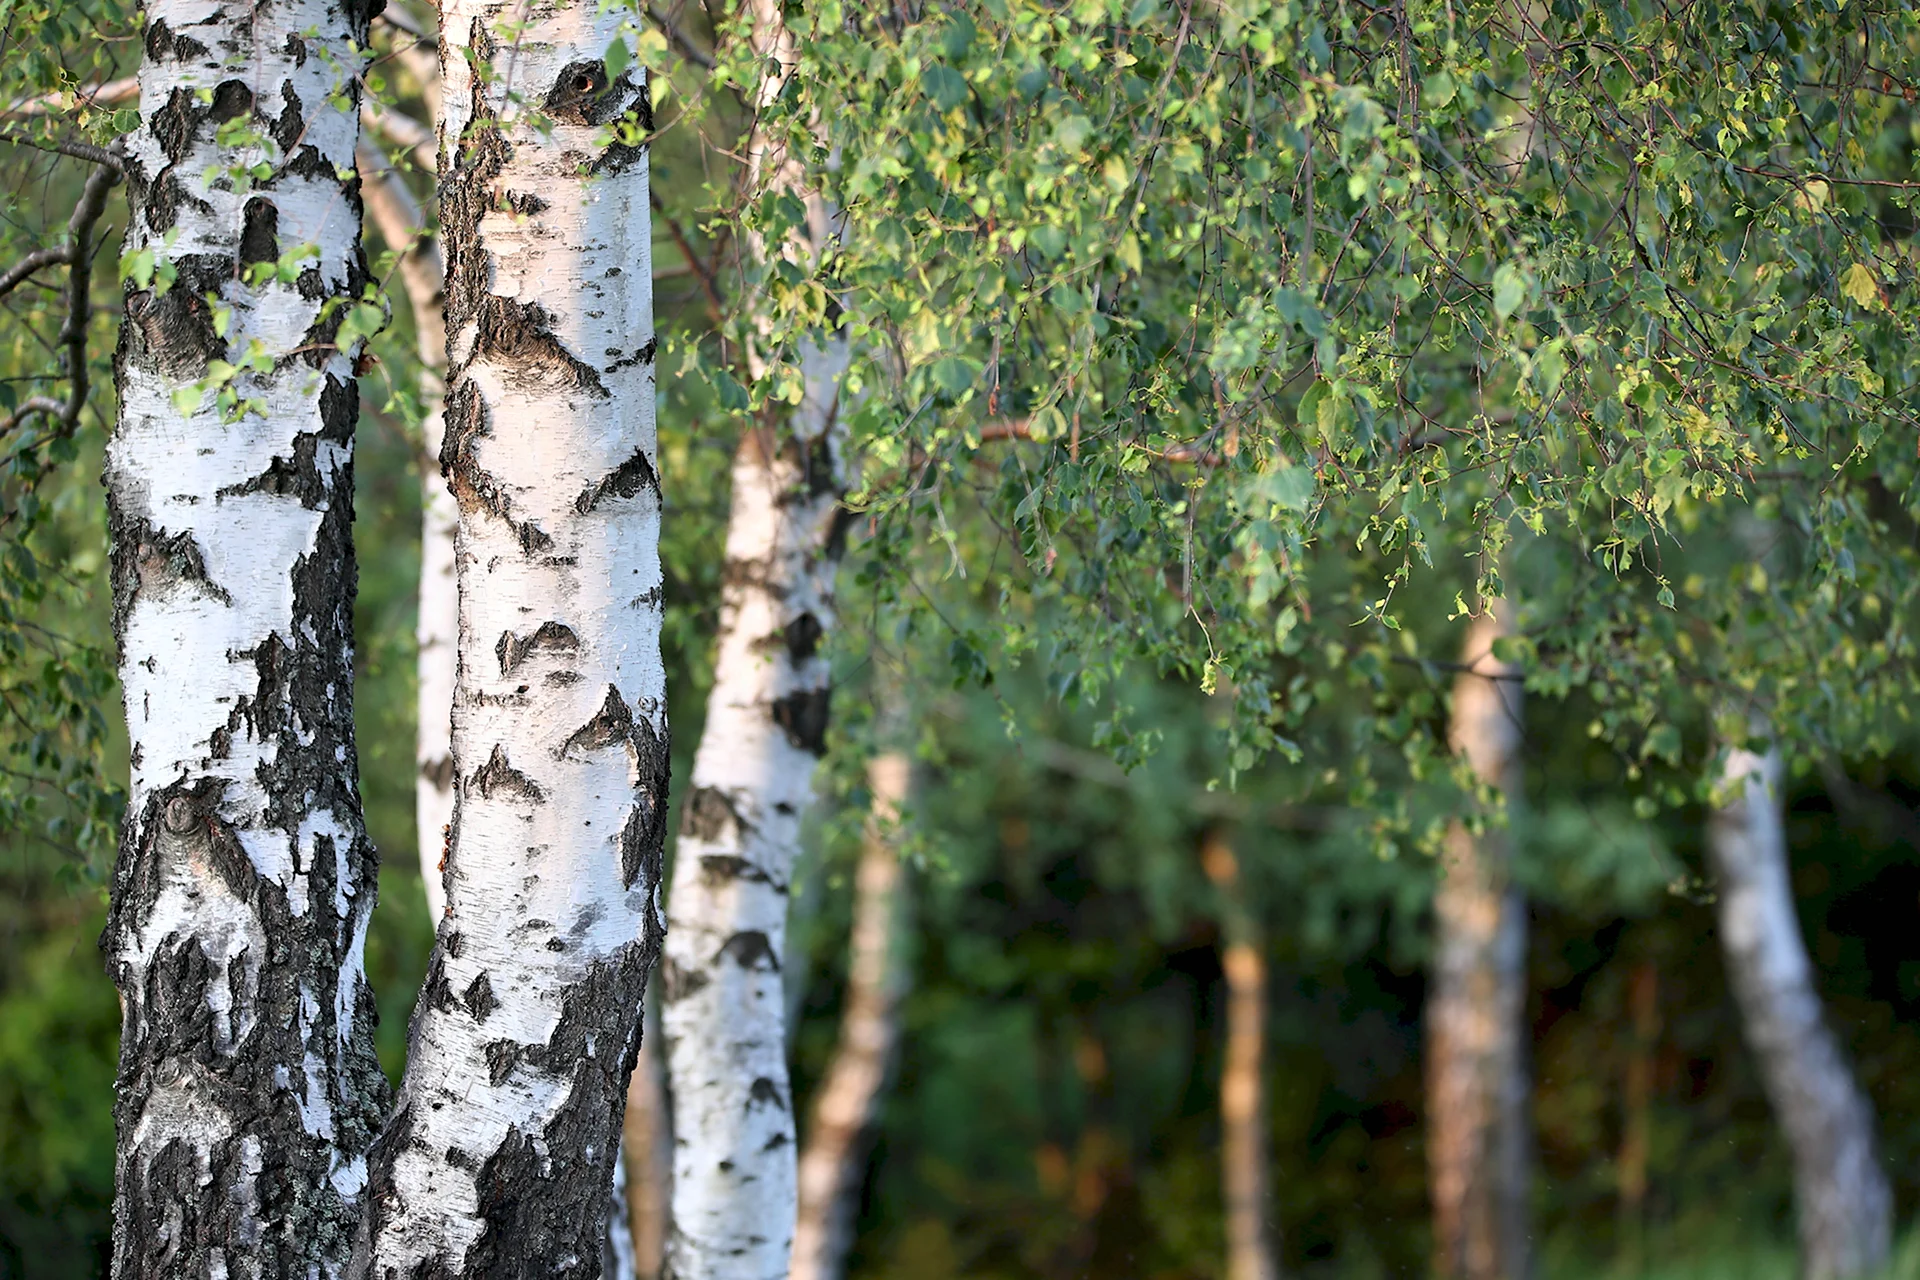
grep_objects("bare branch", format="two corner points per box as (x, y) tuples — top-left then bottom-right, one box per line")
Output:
(648, 3), (715, 71)
(0, 129), (125, 172)
(4, 76), (137, 118)
(0, 247), (72, 302)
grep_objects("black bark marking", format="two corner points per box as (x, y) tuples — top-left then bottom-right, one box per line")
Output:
(824, 503), (859, 561)
(495, 189), (549, 216)
(210, 79), (253, 123)
(148, 87), (208, 163)
(681, 786), (740, 843)
(602, 335), (657, 377)
(621, 711), (670, 891)
(543, 61), (645, 128)
(748, 1076), (788, 1111)
(574, 447), (660, 514)
(240, 197), (280, 267)
(421, 951), (456, 1013)
(495, 620), (580, 676)
(701, 855), (773, 885)
(783, 611), (823, 661)
(770, 686), (831, 755)
(717, 930), (780, 972)
(272, 83), (305, 153)
(463, 972), (497, 1022)
(470, 744), (544, 803)
(143, 20), (208, 61)
(660, 957), (709, 1003)
(439, 380), (553, 554)
(562, 684), (633, 757)
(284, 32), (308, 66)
(282, 144), (336, 181)
(779, 430), (845, 505)
(474, 296), (608, 397)
(120, 254), (227, 381)
(109, 519), (232, 635)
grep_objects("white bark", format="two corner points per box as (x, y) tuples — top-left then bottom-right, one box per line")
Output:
(790, 752), (913, 1280)
(360, 7), (666, 1274)
(661, 0), (852, 1274)
(1428, 603), (1531, 1280)
(103, 0), (386, 1274)
(356, 142), (456, 926)
(1708, 738), (1892, 1280)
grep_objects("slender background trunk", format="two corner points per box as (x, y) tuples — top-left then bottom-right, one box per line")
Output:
(360, 7), (667, 1272)
(1707, 736), (1891, 1280)
(1200, 829), (1278, 1280)
(102, 2), (388, 1274)
(1428, 603), (1531, 1280)
(790, 751), (913, 1280)
(661, 0), (852, 1272)
(623, 994), (673, 1280)
(357, 141), (455, 923)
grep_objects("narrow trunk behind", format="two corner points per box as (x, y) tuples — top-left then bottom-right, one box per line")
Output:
(357, 143), (455, 923)
(1200, 831), (1277, 1280)
(661, 1), (852, 1272)
(1708, 739), (1891, 1280)
(1428, 604), (1531, 1280)
(361, 9), (667, 1274)
(103, 3), (387, 1275)
(790, 752), (914, 1280)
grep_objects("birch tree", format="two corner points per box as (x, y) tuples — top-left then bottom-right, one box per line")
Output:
(1707, 734), (1891, 1280)
(789, 750), (913, 1280)
(1199, 829), (1277, 1280)
(358, 2), (670, 1271)
(660, 0), (852, 1271)
(101, 0), (390, 1273)
(356, 139), (456, 923)
(1427, 603), (1531, 1280)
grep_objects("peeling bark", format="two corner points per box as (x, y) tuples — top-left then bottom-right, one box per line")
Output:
(790, 753), (912, 1280)
(1427, 603), (1531, 1280)
(1199, 831), (1276, 1280)
(1708, 736), (1891, 1280)
(103, 1), (386, 1275)
(661, 0), (852, 1274)
(358, 142), (456, 925)
(359, 6), (665, 1274)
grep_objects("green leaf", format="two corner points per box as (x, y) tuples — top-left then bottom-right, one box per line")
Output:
(1492, 263), (1527, 321)
(922, 64), (969, 112)
(1840, 262), (1882, 310)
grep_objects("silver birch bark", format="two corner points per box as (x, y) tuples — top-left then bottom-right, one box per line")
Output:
(789, 751), (913, 1280)
(102, 1), (387, 1274)
(1428, 603), (1531, 1280)
(356, 142), (456, 924)
(1199, 831), (1277, 1280)
(1708, 736), (1891, 1279)
(358, 7), (668, 1273)
(661, 0), (851, 1272)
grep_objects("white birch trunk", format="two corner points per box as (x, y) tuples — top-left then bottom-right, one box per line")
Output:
(789, 752), (913, 1280)
(1427, 603), (1531, 1280)
(102, 1), (386, 1274)
(356, 142), (456, 925)
(1200, 831), (1277, 1280)
(358, 7), (667, 1273)
(1708, 738), (1892, 1280)
(661, 0), (852, 1273)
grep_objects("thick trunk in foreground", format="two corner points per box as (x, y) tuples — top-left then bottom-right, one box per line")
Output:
(102, 3), (387, 1275)
(1708, 739), (1891, 1280)
(360, 8), (666, 1273)
(661, 0), (850, 1273)
(357, 143), (455, 923)
(1428, 604), (1531, 1280)
(790, 752), (913, 1280)
(1200, 831), (1277, 1280)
